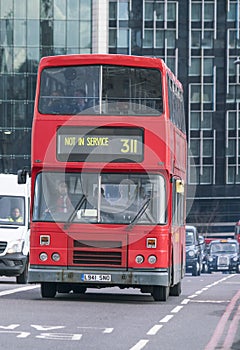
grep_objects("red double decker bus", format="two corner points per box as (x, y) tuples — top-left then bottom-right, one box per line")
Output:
(19, 54), (186, 301)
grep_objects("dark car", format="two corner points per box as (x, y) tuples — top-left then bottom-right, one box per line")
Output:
(203, 239), (240, 274)
(185, 225), (202, 276)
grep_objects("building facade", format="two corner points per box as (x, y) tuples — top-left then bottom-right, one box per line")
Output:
(0, 0), (240, 234)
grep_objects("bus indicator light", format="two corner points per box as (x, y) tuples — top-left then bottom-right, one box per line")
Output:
(147, 238), (157, 248)
(40, 235), (50, 246)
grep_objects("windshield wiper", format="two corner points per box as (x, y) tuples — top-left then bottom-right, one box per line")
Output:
(126, 197), (153, 231)
(64, 194), (87, 229)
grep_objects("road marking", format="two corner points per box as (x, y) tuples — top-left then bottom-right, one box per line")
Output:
(159, 315), (173, 323)
(147, 325), (163, 335)
(0, 285), (39, 297)
(0, 325), (19, 330)
(0, 330), (30, 338)
(195, 290), (203, 295)
(76, 326), (114, 333)
(188, 294), (197, 298)
(171, 306), (183, 313)
(222, 304), (240, 349)
(129, 339), (149, 350)
(31, 325), (65, 331)
(17, 332), (30, 338)
(36, 332), (82, 341)
(103, 328), (114, 333)
(181, 299), (190, 304)
(205, 288), (240, 350)
(130, 275), (237, 350)
(191, 300), (230, 304)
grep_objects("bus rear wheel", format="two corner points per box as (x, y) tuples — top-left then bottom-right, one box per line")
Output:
(169, 281), (181, 297)
(72, 286), (87, 294)
(41, 282), (57, 298)
(151, 286), (169, 302)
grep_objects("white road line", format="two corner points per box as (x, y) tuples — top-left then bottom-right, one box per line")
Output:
(159, 315), (173, 323)
(129, 339), (149, 350)
(171, 305), (183, 313)
(103, 328), (114, 333)
(0, 285), (39, 297)
(76, 326), (114, 333)
(181, 299), (190, 304)
(188, 294), (197, 298)
(195, 290), (203, 294)
(191, 300), (230, 304)
(147, 325), (163, 335)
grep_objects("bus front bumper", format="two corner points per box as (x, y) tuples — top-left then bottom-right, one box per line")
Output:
(28, 265), (170, 287)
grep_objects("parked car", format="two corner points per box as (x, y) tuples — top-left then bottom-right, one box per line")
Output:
(202, 239), (240, 274)
(185, 225), (202, 276)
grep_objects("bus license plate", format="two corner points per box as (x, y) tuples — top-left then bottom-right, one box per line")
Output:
(81, 274), (111, 282)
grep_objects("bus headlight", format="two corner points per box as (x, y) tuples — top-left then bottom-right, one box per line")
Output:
(233, 256), (238, 262)
(39, 252), (48, 261)
(52, 253), (60, 262)
(208, 257), (213, 262)
(135, 255), (144, 264)
(148, 255), (157, 264)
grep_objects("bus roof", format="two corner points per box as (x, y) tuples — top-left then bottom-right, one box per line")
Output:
(38, 54), (183, 90)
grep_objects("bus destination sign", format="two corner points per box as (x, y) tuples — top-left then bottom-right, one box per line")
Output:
(57, 126), (144, 162)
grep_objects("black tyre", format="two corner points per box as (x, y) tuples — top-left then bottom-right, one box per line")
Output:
(169, 281), (181, 297)
(192, 262), (199, 276)
(202, 263), (208, 273)
(41, 282), (57, 298)
(151, 286), (169, 301)
(197, 260), (201, 276)
(57, 284), (71, 293)
(16, 258), (29, 284)
(72, 286), (87, 294)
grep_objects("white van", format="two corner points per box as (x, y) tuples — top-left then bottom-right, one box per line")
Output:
(0, 174), (30, 283)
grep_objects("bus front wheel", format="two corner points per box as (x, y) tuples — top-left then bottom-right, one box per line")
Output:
(41, 282), (57, 298)
(151, 285), (169, 302)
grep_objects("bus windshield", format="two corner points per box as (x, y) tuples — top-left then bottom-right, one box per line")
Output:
(33, 172), (166, 225)
(38, 65), (163, 116)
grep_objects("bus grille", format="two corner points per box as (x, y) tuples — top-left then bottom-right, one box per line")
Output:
(0, 241), (7, 254)
(73, 251), (122, 265)
(73, 240), (122, 265)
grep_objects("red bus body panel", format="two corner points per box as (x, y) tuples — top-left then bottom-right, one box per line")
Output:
(29, 54), (186, 299)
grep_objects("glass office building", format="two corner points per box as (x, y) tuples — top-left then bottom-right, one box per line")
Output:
(1, 0), (240, 235)
(0, 0), (92, 173)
